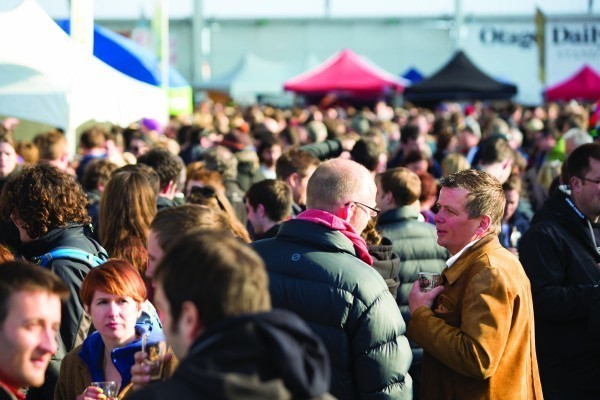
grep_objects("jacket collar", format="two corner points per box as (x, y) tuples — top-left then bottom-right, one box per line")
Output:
(19, 223), (87, 259)
(78, 322), (158, 387)
(535, 191), (600, 259)
(443, 234), (499, 286)
(378, 206), (421, 225)
(277, 219), (357, 258)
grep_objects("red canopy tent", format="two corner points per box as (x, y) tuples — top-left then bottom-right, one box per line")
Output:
(545, 64), (600, 101)
(284, 49), (405, 95)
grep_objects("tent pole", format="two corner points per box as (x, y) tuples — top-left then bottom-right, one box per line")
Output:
(192, 0), (204, 88)
(154, 0), (169, 108)
(453, 0), (465, 51)
(70, 0), (94, 54)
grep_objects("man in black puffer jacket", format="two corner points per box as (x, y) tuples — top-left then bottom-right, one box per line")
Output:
(0, 164), (106, 400)
(253, 159), (412, 400)
(519, 143), (600, 399)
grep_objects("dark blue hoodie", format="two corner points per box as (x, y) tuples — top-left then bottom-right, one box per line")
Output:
(129, 309), (334, 400)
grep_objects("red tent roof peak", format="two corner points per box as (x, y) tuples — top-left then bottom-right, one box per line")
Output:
(545, 64), (600, 101)
(284, 48), (405, 94)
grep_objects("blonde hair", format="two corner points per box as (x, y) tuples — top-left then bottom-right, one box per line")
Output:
(441, 153), (471, 178)
(537, 159), (562, 191)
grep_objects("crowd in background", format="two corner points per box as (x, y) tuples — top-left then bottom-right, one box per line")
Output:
(0, 97), (599, 400)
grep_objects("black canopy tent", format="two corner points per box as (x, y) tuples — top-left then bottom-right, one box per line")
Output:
(404, 51), (517, 103)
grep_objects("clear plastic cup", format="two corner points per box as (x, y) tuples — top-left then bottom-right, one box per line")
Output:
(418, 272), (441, 292)
(141, 334), (167, 381)
(91, 381), (117, 397)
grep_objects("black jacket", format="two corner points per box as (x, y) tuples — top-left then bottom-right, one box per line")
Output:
(20, 224), (105, 400)
(0, 384), (19, 400)
(129, 310), (334, 400)
(519, 189), (600, 396)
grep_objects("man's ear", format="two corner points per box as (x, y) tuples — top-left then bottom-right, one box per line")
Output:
(161, 180), (176, 196)
(334, 203), (351, 222)
(257, 203), (266, 218)
(179, 301), (203, 342)
(475, 215), (492, 236)
(383, 191), (394, 206)
(287, 172), (299, 188)
(570, 176), (582, 193)
(10, 213), (25, 229)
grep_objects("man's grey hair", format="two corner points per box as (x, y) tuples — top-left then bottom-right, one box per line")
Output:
(306, 158), (373, 213)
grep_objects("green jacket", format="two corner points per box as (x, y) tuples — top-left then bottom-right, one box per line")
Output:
(253, 219), (413, 400)
(377, 206), (448, 319)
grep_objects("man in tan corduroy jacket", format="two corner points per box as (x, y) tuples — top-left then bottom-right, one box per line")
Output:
(407, 169), (543, 400)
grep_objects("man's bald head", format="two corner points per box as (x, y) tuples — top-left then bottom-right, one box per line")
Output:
(306, 158), (375, 214)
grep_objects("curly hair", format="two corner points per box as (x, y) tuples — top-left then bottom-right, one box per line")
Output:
(0, 164), (90, 238)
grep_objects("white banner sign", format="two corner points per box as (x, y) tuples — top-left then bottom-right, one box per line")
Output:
(545, 20), (600, 86)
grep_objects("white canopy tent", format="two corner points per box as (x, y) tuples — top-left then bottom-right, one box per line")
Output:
(0, 0), (167, 150)
(200, 53), (321, 104)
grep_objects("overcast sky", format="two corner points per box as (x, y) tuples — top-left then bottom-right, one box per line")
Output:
(19, 0), (600, 19)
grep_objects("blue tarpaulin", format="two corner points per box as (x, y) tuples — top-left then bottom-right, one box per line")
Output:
(401, 67), (424, 84)
(56, 20), (188, 88)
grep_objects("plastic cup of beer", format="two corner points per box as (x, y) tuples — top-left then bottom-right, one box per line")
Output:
(418, 272), (441, 292)
(141, 334), (167, 381)
(91, 381), (117, 397)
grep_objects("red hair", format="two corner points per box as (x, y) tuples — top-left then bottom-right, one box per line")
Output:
(80, 259), (147, 308)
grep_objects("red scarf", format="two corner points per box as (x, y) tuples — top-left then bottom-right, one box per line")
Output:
(297, 209), (373, 266)
(0, 382), (25, 400)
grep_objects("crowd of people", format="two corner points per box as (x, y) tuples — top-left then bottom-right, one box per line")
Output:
(0, 97), (598, 400)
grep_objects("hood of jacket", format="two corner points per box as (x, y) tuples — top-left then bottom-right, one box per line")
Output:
(174, 309), (330, 399)
(368, 237), (401, 297)
(19, 223), (100, 260)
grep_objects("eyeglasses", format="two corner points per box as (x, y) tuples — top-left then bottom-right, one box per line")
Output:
(190, 186), (217, 197)
(346, 201), (381, 217)
(579, 177), (600, 186)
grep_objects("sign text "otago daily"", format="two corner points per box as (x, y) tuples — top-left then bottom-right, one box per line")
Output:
(553, 25), (600, 45)
(479, 27), (536, 49)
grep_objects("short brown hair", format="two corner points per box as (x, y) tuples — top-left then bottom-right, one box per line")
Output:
(15, 140), (39, 164)
(439, 169), (505, 235)
(34, 130), (67, 161)
(416, 170), (438, 203)
(378, 167), (421, 206)
(155, 230), (271, 329)
(151, 204), (234, 251)
(80, 259), (147, 309)
(245, 179), (292, 222)
(503, 174), (523, 194)
(0, 261), (69, 326)
(276, 148), (319, 180)
(82, 159), (119, 192)
(79, 126), (107, 150)
(0, 164), (90, 238)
